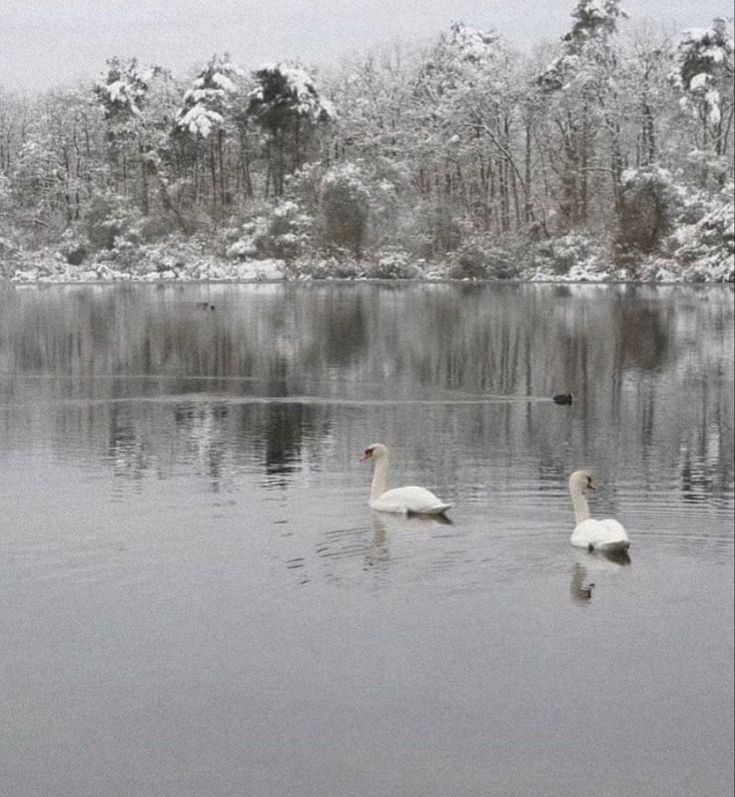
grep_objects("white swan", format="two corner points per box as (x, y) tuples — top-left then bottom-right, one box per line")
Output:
(360, 443), (452, 515)
(569, 470), (630, 553)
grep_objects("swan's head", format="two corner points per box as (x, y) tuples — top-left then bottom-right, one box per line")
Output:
(569, 469), (597, 493)
(360, 443), (389, 462)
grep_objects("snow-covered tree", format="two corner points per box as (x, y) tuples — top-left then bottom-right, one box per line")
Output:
(616, 166), (680, 252)
(175, 54), (244, 215)
(94, 57), (175, 218)
(412, 22), (534, 242)
(619, 25), (677, 168)
(319, 162), (370, 256)
(11, 128), (61, 218)
(0, 89), (27, 178)
(538, 0), (628, 229)
(540, 0), (628, 90)
(673, 18), (734, 179)
(247, 63), (335, 195)
(176, 54), (242, 139)
(5, 88), (104, 246)
(95, 57), (154, 120)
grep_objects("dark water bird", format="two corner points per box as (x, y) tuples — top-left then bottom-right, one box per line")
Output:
(196, 302), (216, 310)
(553, 393), (574, 405)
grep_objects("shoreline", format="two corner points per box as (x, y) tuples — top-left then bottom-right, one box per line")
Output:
(5, 277), (734, 287)
(3, 256), (733, 286)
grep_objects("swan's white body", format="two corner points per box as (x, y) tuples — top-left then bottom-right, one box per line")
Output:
(371, 485), (452, 515)
(569, 470), (629, 553)
(361, 443), (452, 515)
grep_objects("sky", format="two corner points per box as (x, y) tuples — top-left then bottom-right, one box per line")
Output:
(1, 0), (733, 93)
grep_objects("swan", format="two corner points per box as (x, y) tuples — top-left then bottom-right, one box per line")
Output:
(360, 443), (452, 515)
(569, 470), (630, 553)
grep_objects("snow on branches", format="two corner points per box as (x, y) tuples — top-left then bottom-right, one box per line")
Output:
(177, 54), (244, 138)
(540, 0), (627, 90)
(248, 62), (336, 125)
(95, 57), (156, 118)
(673, 19), (734, 130)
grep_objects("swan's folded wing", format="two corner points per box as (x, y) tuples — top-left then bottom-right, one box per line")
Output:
(372, 485), (451, 515)
(571, 518), (629, 550)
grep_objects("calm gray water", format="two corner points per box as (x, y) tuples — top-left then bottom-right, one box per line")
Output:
(1, 282), (733, 797)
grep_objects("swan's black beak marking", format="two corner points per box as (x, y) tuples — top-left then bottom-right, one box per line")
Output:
(360, 448), (373, 462)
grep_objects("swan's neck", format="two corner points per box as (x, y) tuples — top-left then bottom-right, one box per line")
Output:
(571, 485), (591, 524)
(370, 455), (389, 501)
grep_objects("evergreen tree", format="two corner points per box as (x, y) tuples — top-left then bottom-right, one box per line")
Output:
(673, 18), (735, 182)
(247, 63), (335, 196)
(175, 54), (244, 215)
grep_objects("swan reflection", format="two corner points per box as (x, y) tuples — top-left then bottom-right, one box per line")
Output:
(367, 510), (452, 569)
(569, 546), (631, 605)
(570, 562), (595, 605)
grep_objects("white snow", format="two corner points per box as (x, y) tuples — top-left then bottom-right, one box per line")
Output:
(689, 73), (709, 91)
(211, 72), (238, 93)
(10, 254), (287, 283)
(177, 105), (224, 137)
(250, 63), (335, 121)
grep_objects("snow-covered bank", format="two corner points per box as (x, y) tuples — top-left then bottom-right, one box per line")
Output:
(6, 253), (288, 284)
(4, 253), (733, 284)
(3, 233), (732, 284)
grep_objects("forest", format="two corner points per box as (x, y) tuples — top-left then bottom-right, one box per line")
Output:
(0, 0), (733, 282)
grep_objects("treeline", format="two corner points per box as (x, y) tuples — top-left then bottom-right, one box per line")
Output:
(0, 1), (733, 277)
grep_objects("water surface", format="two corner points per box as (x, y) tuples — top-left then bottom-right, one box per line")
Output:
(1, 283), (733, 797)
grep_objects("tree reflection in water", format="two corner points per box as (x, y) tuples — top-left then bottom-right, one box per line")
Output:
(0, 284), (731, 503)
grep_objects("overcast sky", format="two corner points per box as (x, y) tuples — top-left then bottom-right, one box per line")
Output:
(1, 0), (732, 93)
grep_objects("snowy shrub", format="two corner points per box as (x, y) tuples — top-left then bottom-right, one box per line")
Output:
(227, 202), (312, 262)
(411, 203), (467, 259)
(0, 236), (16, 257)
(226, 236), (258, 261)
(448, 239), (521, 280)
(225, 215), (265, 261)
(132, 213), (180, 244)
(319, 163), (370, 256)
(83, 193), (142, 251)
(449, 244), (489, 279)
(617, 167), (681, 253)
(106, 239), (141, 271)
(363, 169), (404, 250)
(56, 228), (89, 265)
(0, 174), (14, 232)
(287, 255), (364, 280)
(532, 234), (601, 275)
(0, 236), (20, 277)
(284, 162), (324, 215)
(369, 249), (420, 279)
(665, 184), (735, 280)
(683, 149), (731, 191)
(265, 202), (311, 258)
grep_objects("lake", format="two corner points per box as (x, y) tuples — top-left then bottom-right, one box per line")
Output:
(1, 282), (733, 797)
